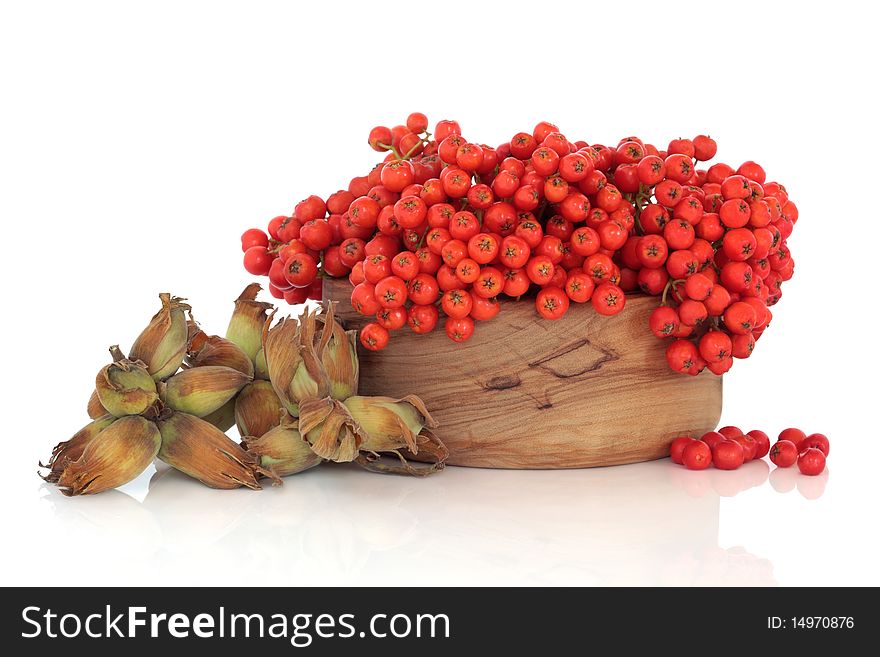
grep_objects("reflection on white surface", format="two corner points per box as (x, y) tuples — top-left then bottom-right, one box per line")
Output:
(769, 465), (829, 499)
(36, 458), (811, 586)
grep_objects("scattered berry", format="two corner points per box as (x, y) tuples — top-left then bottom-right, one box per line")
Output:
(746, 430), (771, 459)
(682, 440), (712, 470)
(802, 433), (830, 457)
(797, 448), (827, 476)
(712, 439), (745, 470)
(778, 428), (807, 451)
(717, 425), (743, 440)
(732, 434), (758, 461)
(669, 436), (694, 464)
(769, 440), (799, 468)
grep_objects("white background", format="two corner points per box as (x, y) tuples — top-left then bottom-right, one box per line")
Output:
(1, 0), (878, 586)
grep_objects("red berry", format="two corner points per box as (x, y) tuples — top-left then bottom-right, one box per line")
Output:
(666, 249), (699, 279)
(731, 333), (756, 359)
(434, 119), (461, 142)
(376, 306), (407, 331)
(268, 257), (293, 291)
(390, 251), (419, 280)
(406, 112), (428, 134)
(473, 266), (503, 298)
(363, 254), (392, 284)
(717, 425), (743, 440)
(666, 339), (700, 375)
(700, 431), (726, 450)
(746, 430), (771, 459)
(241, 228), (269, 252)
(638, 266), (669, 295)
(737, 161), (767, 184)
(267, 215), (287, 241)
(368, 126), (393, 152)
(669, 436), (694, 464)
(242, 246), (273, 276)
(723, 301), (757, 335)
(445, 316), (475, 343)
(531, 146), (559, 176)
(719, 198), (751, 228)
(374, 275), (408, 309)
(456, 143), (484, 172)
(536, 286), (570, 320)
(664, 153), (694, 183)
(663, 219), (695, 250)
(282, 287), (308, 305)
(678, 299), (707, 326)
(712, 439), (745, 470)
(778, 428), (807, 452)
(393, 196), (427, 229)
(722, 228), (758, 261)
(699, 331), (732, 363)
(407, 303), (439, 334)
(380, 160), (415, 192)
(682, 441), (712, 470)
(684, 273), (713, 301)
(559, 152), (592, 182)
(692, 135), (717, 161)
(637, 155), (666, 185)
(441, 288), (473, 319)
(499, 235), (530, 269)
(649, 306), (680, 338)
(797, 448), (826, 476)
(667, 138), (695, 159)
(721, 175), (751, 200)
(565, 271), (595, 303)
(294, 195), (326, 222)
(706, 356), (732, 375)
(769, 440), (798, 468)
(803, 433), (830, 456)
(732, 434), (758, 461)
(467, 233), (500, 265)
(470, 295), (501, 321)
(591, 283), (625, 316)
(351, 282), (380, 316)
(509, 132), (538, 159)
(349, 196), (381, 229)
(502, 269), (528, 298)
(360, 323), (390, 351)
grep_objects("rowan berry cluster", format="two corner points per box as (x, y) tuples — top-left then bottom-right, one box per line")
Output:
(241, 113), (797, 375)
(671, 427), (828, 475)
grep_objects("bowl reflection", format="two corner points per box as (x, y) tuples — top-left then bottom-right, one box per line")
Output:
(43, 458), (787, 585)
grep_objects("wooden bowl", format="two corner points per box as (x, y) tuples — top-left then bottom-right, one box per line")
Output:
(324, 278), (721, 469)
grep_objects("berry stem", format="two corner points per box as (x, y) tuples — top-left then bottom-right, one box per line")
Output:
(661, 278), (685, 306)
(376, 142), (403, 159)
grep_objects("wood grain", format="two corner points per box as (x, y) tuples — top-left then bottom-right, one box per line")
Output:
(325, 278), (722, 469)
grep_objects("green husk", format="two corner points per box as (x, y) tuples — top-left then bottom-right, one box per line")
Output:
(95, 349), (159, 417)
(160, 365), (251, 417)
(241, 423), (322, 478)
(297, 397), (363, 463)
(157, 412), (277, 489)
(226, 284), (273, 363)
(234, 380), (284, 439)
(55, 416), (161, 496)
(201, 398), (236, 432)
(87, 389), (108, 419)
(318, 303), (359, 400)
(40, 415), (116, 484)
(129, 293), (191, 381)
(186, 327), (255, 378)
(342, 395), (437, 453)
